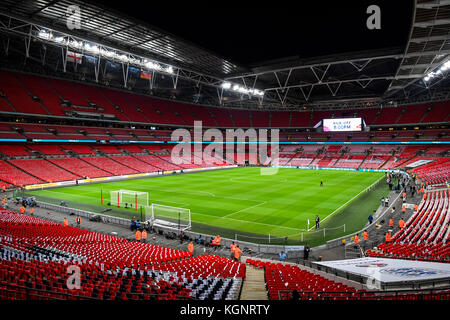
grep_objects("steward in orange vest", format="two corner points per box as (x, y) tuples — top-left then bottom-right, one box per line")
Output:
(230, 242), (237, 259)
(135, 229), (142, 242)
(353, 234), (359, 244)
(234, 245), (243, 261)
(188, 242), (194, 256)
(363, 231), (369, 241)
(141, 229), (147, 243)
(63, 217), (68, 227)
(385, 232), (391, 242)
(211, 235), (221, 246)
(399, 218), (405, 229)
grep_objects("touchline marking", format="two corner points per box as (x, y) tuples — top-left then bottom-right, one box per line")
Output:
(223, 201), (268, 218)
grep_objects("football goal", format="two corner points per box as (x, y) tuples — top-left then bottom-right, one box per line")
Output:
(110, 190), (149, 210)
(145, 203), (191, 231)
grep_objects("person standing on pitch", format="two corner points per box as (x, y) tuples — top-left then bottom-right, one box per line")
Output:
(320, 180), (323, 187)
(315, 215), (320, 229)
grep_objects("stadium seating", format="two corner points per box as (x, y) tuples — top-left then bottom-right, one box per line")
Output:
(0, 160), (42, 186)
(366, 186), (450, 262)
(0, 145), (30, 157)
(82, 157), (138, 176)
(421, 101), (449, 123)
(247, 259), (359, 300)
(0, 209), (244, 300)
(60, 145), (95, 155)
(48, 158), (111, 179)
(27, 145), (66, 155)
(0, 71), (50, 115)
(108, 156), (159, 173)
(411, 159), (450, 185)
(229, 109), (251, 127)
(8, 159), (80, 182)
(1, 70), (449, 129)
(246, 259), (450, 300)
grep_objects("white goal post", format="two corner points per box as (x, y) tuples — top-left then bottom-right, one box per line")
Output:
(145, 203), (191, 231)
(110, 190), (149, 210)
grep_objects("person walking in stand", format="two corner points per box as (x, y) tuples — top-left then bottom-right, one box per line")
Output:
(279, 251), (287, 262)
(233, 245), (242, 262)
(230, 242), (237, 259)
(368, 211), (374, 225)
(363, 230), (369, 241)
(76, 216), (81, 227)
(188, 241), (194, 257)
(135, 229), (142, 243)
(398, 218), (405, 229)
(353, 234), (359, 245)
(385, 232), (392, 243)
(141, 229), (147, 243)
(303, 244), (310, 260)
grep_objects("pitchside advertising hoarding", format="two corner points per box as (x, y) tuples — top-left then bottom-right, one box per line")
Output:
(323, 117), (362, 132)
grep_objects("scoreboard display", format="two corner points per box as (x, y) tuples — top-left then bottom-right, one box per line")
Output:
(323, 118), (362, 132)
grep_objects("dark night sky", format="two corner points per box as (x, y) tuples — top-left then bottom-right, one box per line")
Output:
(89, 0), (414, 67)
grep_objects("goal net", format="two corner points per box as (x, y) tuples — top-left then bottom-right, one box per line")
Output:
(145, 203), (191, 231)
(110, 190), (149, 210)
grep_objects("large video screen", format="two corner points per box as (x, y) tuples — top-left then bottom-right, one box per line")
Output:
(323, 118), (362, 132)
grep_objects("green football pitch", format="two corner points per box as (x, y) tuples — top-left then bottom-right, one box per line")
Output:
(27, 167), (389, 246)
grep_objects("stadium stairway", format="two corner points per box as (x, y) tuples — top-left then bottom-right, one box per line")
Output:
(239, 259), (268, 300)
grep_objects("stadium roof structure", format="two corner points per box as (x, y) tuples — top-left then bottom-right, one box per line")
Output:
(0, 0), (449, 111)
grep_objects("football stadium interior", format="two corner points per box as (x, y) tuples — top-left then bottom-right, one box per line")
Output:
(0, 0), (449, 305)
